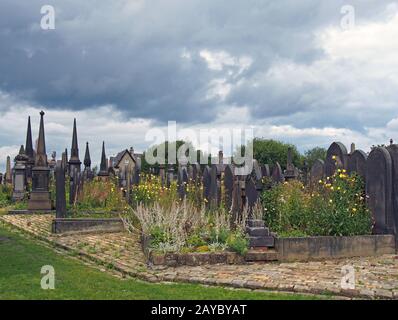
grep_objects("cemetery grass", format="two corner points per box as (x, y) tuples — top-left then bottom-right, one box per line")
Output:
(0, 226), (329, 300)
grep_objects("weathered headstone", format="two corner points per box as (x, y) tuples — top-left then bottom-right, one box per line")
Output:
(310, 159), (324, 185)
(271, 162), (284, 184)
(12, 146), (28, 201)
(202, 166), (211, 204)
(209, 165), (219, 207)
(324, 142), (348, 177)
(366, 147), (393, 234)
(231, 178), (243, 224)
(192, 164), (201, 182)
(251, 160), (262, 181)
(224, 165), (235, 211)
(55, 161), (67, 218)
(261, 164), (270, 178)
(166, 166), (174, 188)
(387, 144), (398, 238)
(284, 147), (299, 180)
(347, 150), (367, 180)
(245, 177), (258, 215)
(5, 156), (12, 184)
(177, 166), (188, 199)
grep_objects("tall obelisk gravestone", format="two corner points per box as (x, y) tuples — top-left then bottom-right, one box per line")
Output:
(28, 111), (52, 211)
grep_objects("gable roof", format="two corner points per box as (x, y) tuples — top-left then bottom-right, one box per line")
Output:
(113, 149), (136, 168)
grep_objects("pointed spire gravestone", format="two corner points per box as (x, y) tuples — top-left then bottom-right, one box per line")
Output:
(83, 142), (93, 180)
(68, 118), (81, 174)
(25, 116), (35, 179)
(28, 111), (52, 211)
(98, 141), (109, 180)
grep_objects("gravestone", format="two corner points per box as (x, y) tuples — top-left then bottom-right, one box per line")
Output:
(209, 165), (219, 207)
(284, 147), (299, 180)
(231, 178), (243, 224)
(271, 162), (284, 184)
(245, 177), (258, 215)
(202, 166), (211, 204)
(28, 111), (52, 211)
(324, 142), (348, 177)
(251, 160), (262, 181)
(310, 159), (325, 185)
(224, 165), (235, 211)
(261, 164), (270, 178)
(5, 156), (12, 184)
(387, 144), (398, 237)
(12, 146), (28, 201)
(55, 161), (67, 218)
(366, 147), (394, 234)
(347, 150), (367, 181)
(166, 166), (174, 187)
(192, 164), (201, 182)
(177, 166), (188, 198)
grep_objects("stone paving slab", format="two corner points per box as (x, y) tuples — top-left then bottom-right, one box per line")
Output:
(1, 214), (398, 299)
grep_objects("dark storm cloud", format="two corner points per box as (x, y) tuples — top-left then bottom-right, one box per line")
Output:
(0, 0), (394, 126)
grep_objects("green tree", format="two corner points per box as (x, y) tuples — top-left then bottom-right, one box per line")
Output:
(141, 140), (198, 173)
(303, 147), (327, 168)
(235, 138), (302, 170)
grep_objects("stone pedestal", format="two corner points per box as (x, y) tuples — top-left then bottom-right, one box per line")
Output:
(28, 191), (52, 210)
(28, 167), (52, 210)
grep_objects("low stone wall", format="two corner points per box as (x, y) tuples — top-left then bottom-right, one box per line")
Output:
(141, 235), (245, 266)
(52, 218), (124, 235)
(275, 235), (396, 262)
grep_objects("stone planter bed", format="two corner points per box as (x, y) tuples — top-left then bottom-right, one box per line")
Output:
(52, 217), (125, 235)
(141, 234), (245, 266)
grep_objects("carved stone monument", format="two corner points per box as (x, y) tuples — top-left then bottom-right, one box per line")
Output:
(28, 111), (52, 211)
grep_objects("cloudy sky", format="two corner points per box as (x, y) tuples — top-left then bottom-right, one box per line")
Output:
(1, 0), (398, 170)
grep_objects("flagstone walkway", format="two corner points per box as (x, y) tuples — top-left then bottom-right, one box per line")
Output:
(1, 214), (398, 299)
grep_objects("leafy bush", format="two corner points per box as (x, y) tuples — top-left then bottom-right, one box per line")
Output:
(227, 231), (249, 255)
(0, 185), (12, 208)
(73, 178), (130, 215)
(261, 170), (373, 237)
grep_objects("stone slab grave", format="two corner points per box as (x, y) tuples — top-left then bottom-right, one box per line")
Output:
(52, 218), (125, 235)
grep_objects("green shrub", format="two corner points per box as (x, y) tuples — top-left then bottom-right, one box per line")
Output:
(0, 185), (12, 208)
(261, 170), (373, 237)
(227, 231), (249, 255)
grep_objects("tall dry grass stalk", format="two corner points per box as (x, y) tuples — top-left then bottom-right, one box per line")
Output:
(122, 198), (253, 251)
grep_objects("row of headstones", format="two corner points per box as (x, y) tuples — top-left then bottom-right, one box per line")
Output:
(172, 160), (286, 214)
(309, 141), (397, 236)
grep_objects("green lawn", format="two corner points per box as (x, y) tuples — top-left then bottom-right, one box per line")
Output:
(0, 225), (326, 300)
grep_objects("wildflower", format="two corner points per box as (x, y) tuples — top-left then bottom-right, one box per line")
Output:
(329, 199), (333, 203)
